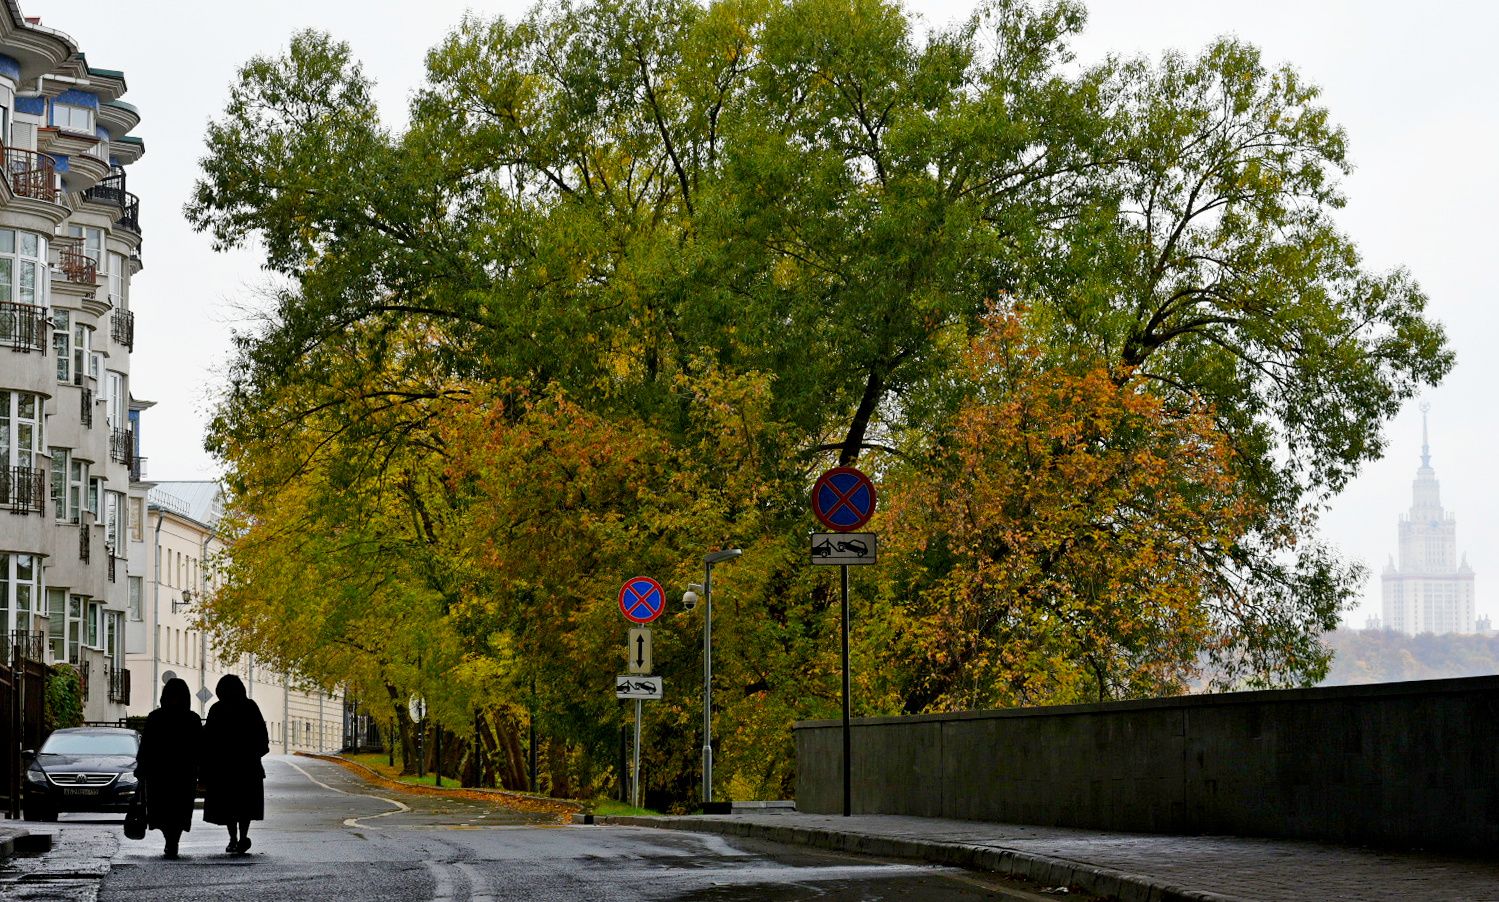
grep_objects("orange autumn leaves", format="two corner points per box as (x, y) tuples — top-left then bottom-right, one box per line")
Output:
(885, 308), (1260, 710)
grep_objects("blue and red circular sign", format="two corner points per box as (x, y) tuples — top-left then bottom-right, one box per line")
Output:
(618, 576), (666, 624)
(812, 466), (876, 532)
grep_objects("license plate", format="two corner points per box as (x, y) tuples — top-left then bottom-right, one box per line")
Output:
(63, 786), (99, 796)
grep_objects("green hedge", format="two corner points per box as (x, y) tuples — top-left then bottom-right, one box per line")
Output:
(44, 665), (84, 733)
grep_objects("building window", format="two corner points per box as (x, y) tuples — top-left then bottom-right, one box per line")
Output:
(68, 594), (84, 663)
(128, 575), (142, 621)
(105, 490), (123, 552)
(46, 587), (65, 661)
(0, 552), (40, 635)
(48, 448), (87, 523)
(51, 311), (91, 386)
(129, 496), (143, 541)
(108, 252), (126, 307)
(53, 103), (93, 134)
(85, 600), (101, 648)
(0, 230), (45, 308)
(0, 390), (43, 468)
(106, 371), (125, 428)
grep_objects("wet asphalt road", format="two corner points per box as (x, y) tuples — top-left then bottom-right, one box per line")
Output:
(88, 756), (1015, 901)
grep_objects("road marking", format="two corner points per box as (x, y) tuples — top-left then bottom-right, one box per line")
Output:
(280, 758), (410, 827)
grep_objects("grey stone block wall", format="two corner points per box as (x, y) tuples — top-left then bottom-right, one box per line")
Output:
(794, 676), (1499, 853)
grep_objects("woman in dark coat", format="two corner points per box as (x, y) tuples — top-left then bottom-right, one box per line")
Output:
(134, 677), (201, 859)
(202, 674), (270, 855)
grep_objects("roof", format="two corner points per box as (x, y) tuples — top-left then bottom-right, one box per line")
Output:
(148, 481), (224, 528)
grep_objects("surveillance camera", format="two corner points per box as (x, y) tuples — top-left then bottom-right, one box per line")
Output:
(682, 590), (699, 611)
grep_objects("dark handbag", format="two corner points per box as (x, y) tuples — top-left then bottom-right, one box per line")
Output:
(123, 784), (147, 840)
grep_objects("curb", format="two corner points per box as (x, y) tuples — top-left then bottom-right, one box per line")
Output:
(594, 816), (1251, 902)
(296, 752), (583, 822)
(0, 827), (53, 860)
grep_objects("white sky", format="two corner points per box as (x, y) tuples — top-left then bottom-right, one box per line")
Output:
(32, 0), (1499, 627)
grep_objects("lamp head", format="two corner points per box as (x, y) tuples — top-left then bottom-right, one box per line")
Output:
(704, 548), (743, 565)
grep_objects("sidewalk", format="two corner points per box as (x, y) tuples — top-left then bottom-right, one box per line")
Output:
(595, 810), (1499, 902)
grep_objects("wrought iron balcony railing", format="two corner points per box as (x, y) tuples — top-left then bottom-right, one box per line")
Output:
(80, 656), (90, 700)
(3, 146), (59, 203)
(79, 522), (90, 563)
(7, 630), (44, 664)
(107, 548), (116, 583)
(109, 428), (133, 465)
(111, 308), (133, 350)
(118, 192), (141, 234)
(107, 666), (130, 705)
(82, 169), (141, 234)
(0, 465), (45, 514)
(0, 301), (46, 353)
(80, 386), (93, 428)
(129, 455), (146, 482)
(53, 238), (97, 284)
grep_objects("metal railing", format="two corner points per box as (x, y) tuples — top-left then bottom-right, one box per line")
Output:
(3, 147), (59, 203)
(82, 169), (141, 234)
(0, 466), (45, 514)
(7, 630), (44, 663)
(107, 549), (116, 583)
(79, 522), (90, 563)
(0, 301), (46, 353)
(118, 192), (141, 234)
(129, 455), (146, 482)
(109, 428), (132, 465)
(80, 387), (93, 428)
(111, 309), (133, 350)
(80, 657), (90, 701)
(107, 667), (129, 705)
(54, 238), (97, 284)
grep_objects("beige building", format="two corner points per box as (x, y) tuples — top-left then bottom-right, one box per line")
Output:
(0, 5), (149, 723)
(125, 479), (344, 751)
(1381, 408), (1476, 635)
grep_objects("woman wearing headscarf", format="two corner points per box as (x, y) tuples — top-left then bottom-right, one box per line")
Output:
(134, 677), (202, 859)
(202, 674), (269, 855)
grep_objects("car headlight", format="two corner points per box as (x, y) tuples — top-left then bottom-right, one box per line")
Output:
(24, 767), (48, 786)
(116, 774), (138, 786)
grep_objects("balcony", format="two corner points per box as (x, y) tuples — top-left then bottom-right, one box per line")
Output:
(3, 147), (59, 203)
(80, 387), (93, 428)
(82, 169), (141, 235)
(111, 309), (134, 350)
(0, 301), (46, 353)
(78, 522), (89, 562)
(107, 666), (130, 705)
(107, 549), (116, 583)
(53, 237), (97, 284)
(0, 465), (45, 514)
(129, 455), (146, 482)
(109, 428), (133, 466)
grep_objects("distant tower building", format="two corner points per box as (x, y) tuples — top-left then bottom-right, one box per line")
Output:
(1381, 405), (1475, 634)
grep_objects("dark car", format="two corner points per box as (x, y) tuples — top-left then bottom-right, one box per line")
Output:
(23, 726), (140, 821)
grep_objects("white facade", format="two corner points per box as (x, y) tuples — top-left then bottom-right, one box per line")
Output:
(1381, 409), (1476, 635)
(0, 5), (148, 723)
(124, 480), (345, 753)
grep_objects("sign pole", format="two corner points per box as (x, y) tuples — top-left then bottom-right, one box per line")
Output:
(632, 697), (643, 809)
(702, 561), (714, 804)
(841, 563), (851, 817)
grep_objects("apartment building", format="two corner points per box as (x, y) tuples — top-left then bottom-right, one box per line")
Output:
(125, 479), (345, 753)
(0, 6), (146, 721)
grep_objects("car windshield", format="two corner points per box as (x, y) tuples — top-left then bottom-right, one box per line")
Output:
(40, 732), (137, 756)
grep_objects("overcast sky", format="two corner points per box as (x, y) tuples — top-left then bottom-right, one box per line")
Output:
(33, 0), (1499, 628)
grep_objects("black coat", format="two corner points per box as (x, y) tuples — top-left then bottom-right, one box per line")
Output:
(202, 697), (270, 824)
(135, 706), (202, 833)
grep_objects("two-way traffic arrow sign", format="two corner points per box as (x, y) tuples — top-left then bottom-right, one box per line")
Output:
(628, 627), (653, 674)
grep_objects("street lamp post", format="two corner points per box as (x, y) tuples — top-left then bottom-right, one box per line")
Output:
(697, 548), (740, 809)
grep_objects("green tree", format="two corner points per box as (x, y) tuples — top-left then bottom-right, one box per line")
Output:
(188, 0), (1450, 803)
